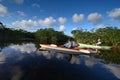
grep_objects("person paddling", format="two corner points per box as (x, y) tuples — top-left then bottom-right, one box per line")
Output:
(63, 39), (77, 48)
(96, 39), (102, 46)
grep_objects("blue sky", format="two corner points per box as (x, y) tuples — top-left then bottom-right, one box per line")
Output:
(0, 0), (120, 36)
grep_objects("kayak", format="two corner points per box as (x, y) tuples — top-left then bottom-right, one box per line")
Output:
(78, 43), (111, 50)
(40, 44), (97, 54)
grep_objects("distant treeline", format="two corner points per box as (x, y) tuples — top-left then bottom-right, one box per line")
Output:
(0, 22), (72, 45)
(71, 27), (120, 46)
(1, 22), (120, 46)
(0, 22), (35, 41)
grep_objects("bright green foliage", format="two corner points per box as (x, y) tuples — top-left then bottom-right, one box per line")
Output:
(71, 26), (120, 46)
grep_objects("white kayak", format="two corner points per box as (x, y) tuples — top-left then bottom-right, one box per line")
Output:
(78, 43), (111, 50)
(40, 44), (97, 54)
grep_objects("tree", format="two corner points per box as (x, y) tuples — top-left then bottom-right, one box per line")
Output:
(0, 22), (5, 29)
(71, 26), (120, 46)
(35, 28), (72, 45)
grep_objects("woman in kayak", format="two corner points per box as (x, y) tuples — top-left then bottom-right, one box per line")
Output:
(63, 39), (77, 48)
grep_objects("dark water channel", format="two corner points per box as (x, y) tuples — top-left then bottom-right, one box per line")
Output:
(0, 42), (120, 80)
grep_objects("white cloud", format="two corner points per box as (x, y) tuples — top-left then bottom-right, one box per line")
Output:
(38, 17), (56, 27)
(88, 13), (103, 25)
(108, 8), (120, 21)
(10, 16), (57, 31)
(32, 3), (40, 8)
(11, 19), (38, 30)
(72, 13), (84, 23)
(72, 27), (77, 31)
(58, 17), (67, 24)
(14, 0), (24, 4)
(0, 4), (8, 17)
(10, 43), (36, 53)
(96, 24), (109, 29)
(59, 25), (65, 31)
(17, 11), (25, 16)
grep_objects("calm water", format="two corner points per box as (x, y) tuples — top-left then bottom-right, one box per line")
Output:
(0, 42), (120, 80)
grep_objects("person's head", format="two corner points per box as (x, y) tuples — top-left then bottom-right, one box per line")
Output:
(98, 39), (101, 42)
(68, 39), (73, 43)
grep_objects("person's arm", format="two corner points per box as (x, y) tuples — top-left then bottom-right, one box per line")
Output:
(96, 42), (101, 45)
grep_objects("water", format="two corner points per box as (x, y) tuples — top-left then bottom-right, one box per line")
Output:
(0, 42), (120, 80)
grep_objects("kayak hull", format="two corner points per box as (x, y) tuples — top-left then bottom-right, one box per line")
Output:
(40, 44), (97, 54)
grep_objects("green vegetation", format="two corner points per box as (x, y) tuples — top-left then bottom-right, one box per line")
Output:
(71, 27), (120, 46)
(34, 28), (72, 45)
(95, 47), (120, 64)
(1, 22), (120, 46)
(0, 22), (35, 41)
(0, 22), (71, 45)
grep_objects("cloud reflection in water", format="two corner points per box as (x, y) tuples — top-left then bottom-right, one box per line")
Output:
(0, 43), (119, 80)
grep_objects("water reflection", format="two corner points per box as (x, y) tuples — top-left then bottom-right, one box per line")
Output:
(0, 43), (120, 80)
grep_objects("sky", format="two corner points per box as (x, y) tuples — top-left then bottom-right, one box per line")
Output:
(0, 0), (120, 36)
